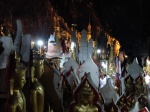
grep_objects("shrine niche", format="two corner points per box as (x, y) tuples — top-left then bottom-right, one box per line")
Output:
(135, 74), (144, 96)
(69, 73), (103, 112)
(124, 75), (134, 96)
(62, 67), (75, 110)
(138, 95), (148, 109)
(113, 73), (121, 95)
(126, 58), (143, 80)
(120, 104), (129, 112)
(100, 78), (119, 105)
(126, 94), (136, 110)
(116, 94), (126, 109)
(63, 57), (80, 85)
(104, 99), (119, 112)
(77, 57), (99, 88)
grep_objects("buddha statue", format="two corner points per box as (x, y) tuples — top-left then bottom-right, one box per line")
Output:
(135, 76), (144, 95)
(29, 59), (44, 112)
(73, 81), (98, 112)
(138, 95), (148, 108)
(126, 96), (135, 109)
(7, 66), (27, 112)
(33, 58), (44, 79)
(110, 107), (115, 112)
(125, 76), (133, 95)
(105, 99), (118, 112)
(117, 95), (126, 108)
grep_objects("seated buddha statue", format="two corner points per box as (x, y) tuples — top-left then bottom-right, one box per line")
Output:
(7, 66), (27, 112)
(29, 59), (44, 112)
(73, 80), (98, 112)
(126, 95), (135, 109)
(105, 99), (118, 112)
(125, 76), (133, 95)
(110, 107), (115, 112)
(138, 95), (148, 108)
(117, 94), (126, 108)
(135, 76), (144, 95)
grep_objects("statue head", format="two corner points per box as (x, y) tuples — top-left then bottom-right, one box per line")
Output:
(31, 66), (35, 82)
(79, 81), (94, 105)
(33, 58), (44, 79)
(135, 75), (143, 85)
(14, 66), (27, 89)
(126, 77), (132, 84)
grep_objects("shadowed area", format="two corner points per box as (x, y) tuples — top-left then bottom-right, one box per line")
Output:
(40, 61), (63, 112)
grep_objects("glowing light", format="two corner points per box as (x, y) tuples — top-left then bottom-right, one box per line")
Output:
(31, 41), (35, 49)
(124, 55), (128, 58)
(31, 41), (35, 45)
(97, 49), (101, 54)
(147, 59), (150, 65)
(37, 40), (43, 56)
(44, 46), (46, 49)
(102, 62), (107, 68)
(71, 42), (75, 50)
(145, 75), (150, 84)
(37, 40), (43, 46)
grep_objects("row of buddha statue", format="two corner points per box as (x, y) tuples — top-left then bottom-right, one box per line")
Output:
(5, 55), (149, 112)
(5, 51), (47, 112)
(60, 59), (149, 112)
(124, 74), (146, 96)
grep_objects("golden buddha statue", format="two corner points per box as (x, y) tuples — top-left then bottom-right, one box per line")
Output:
(110, 107), (115, 112)
(125, 76), (133, 95)
(138, 95), (148, 108)
(117, 95), (125, 108)
(135, 76), (144, 95)
(141, 87), (147, 96)
(29, 59), (44, 112)
(7, 66), (27, 112)
(126, 96), (135, 109)
(33, 58), (44, 79)
(73, 81), (98, 112)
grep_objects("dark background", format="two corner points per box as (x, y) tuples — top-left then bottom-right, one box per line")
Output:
(1, 0), (150, 59)
(50, 0), (150, 59)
